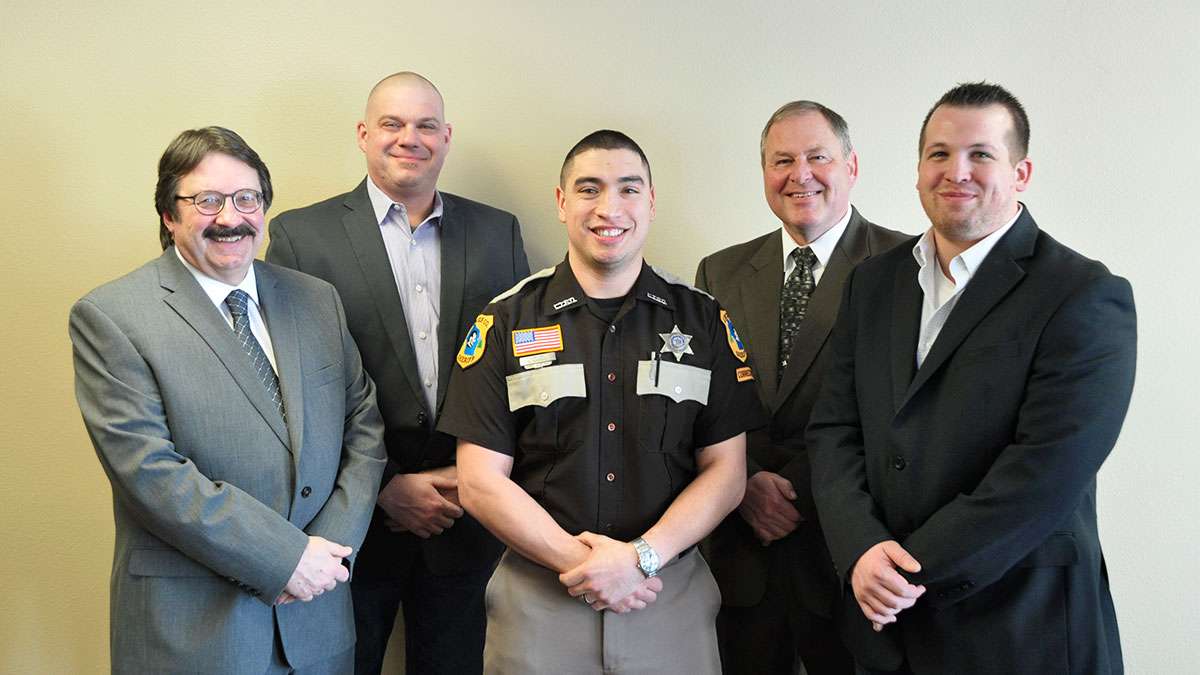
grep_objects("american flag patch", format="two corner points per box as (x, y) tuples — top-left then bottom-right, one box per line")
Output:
(512, 325), (564, 357)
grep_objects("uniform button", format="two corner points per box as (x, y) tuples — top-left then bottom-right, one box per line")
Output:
(300, 486), (312, 498)
(607, 372), (616, 382)
(606, 472), (616, 482)
(415, 284), (424, 293)
(540, 391), (549, 401)
(418, 331), (427, 340)
(607, 422), (616, 432)
(673, 386), (682, 394)
(608, 325), (616, 333)
(892, 455), (907, 471)
(417, 411), (428, 425)
(425, 379), (433, 388)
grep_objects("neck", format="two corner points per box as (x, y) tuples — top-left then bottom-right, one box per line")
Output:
(567, 250), (641, 299)
(376, 179), (437, 228)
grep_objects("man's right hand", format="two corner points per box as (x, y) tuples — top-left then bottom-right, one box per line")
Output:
(850, 540), (925, 629)
(738, 471), (802, 544)
(377, 470), (464, 538)
(284, 536), (352, 602)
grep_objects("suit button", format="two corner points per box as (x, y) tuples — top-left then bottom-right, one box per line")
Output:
(416, 411), (428, 426)
(892, 455), (907, 471)
(300, 486), (312, 498)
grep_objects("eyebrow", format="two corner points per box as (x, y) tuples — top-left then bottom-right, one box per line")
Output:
(572, 175), (645, 187)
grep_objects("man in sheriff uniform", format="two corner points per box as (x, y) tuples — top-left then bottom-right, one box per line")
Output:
(438, 130), (764, 674)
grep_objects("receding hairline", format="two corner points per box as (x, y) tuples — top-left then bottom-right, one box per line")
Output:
(364, 71), (445, 119)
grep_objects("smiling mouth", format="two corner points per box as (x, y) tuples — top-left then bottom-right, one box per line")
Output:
(786, 190), (821, 198)
(590, 226), (628, 240)
(204, 225), (256, 243)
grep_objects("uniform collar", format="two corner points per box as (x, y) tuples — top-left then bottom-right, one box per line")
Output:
(542, 257), (676, 317)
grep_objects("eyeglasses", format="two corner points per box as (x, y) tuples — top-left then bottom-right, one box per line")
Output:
(175, 189), (264, 216)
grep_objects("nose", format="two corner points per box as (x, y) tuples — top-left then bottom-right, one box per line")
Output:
(946, 154), (971, 184)
(595, 189), (620, 219)
(396, 123), (419, 147)
(215, 196), (244, 225)
(789, 159), (814, 185)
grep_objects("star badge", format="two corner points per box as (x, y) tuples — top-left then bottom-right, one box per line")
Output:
(658, 325), (694, 362)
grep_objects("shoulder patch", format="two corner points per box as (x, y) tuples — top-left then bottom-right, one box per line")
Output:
(650, 264), (714, 301)
(491, 266), (557, 304)
(720, 309), (748, 362)
(457, 314), (494, 368)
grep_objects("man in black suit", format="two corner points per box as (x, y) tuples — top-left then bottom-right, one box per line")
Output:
(808, 82), (1135, 674)
(267, 72), (529, 674)
(696, 101), (907, 674)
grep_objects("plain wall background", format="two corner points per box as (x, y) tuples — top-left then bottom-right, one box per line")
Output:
(3, 1), (1196, 671)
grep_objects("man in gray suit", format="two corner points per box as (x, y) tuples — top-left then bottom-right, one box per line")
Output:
(71, 126), (387, 674)
(696, 101), (907, 674)
(267, 72), (529, 674)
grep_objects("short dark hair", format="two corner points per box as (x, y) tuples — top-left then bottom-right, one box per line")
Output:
(760, 100), (853, 162)
(155, 126), (273, 250)
(919, 81), (1030, 162)
(559, 130), (651, 187)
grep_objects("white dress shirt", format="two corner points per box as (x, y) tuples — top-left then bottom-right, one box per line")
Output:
(913, 206), (1022, 367)
(366, 177), (444, 414)
(781, 205), (852, 286)
(174, 247), (277, 372)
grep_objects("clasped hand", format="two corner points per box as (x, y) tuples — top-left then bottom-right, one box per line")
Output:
(559, 532), (662, 613)
(276, 536), (352, 605)
(851, 540), (925, 630)
(378, 469), (464, 538)
(739, 471), (802, 545)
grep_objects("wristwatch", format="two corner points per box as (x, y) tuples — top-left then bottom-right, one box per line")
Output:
(631, 537), (660, 578)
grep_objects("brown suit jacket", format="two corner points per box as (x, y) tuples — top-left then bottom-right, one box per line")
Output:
(697, 208), (907, 616)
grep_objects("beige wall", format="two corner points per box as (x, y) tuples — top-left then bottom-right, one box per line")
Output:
(3, 1), (1197, 671)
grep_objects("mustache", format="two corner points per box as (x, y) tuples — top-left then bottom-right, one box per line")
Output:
(202, 224), (257, 240)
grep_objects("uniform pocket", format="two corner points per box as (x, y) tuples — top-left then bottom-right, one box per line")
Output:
(506, 364), (586, 411)
(637, 360), (708, 454)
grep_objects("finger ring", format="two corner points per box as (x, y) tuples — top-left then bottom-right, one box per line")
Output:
(583, 594), (594, 605)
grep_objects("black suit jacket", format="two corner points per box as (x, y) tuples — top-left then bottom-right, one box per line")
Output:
(267, 180), (529, 576)
(696, 208), (907, 616)
(808, 207), (1134, 673)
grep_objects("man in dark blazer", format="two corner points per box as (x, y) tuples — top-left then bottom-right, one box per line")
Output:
(808, 82), (1135, 674)
(71, 126), (386, 673)
(267, 72), (529, 674)
(696, 101), (907, 674)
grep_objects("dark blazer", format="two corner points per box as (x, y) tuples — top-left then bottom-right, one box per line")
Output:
(808, 207), (1135, 673)
(696, 208), (907, 617)
(70, 250), (386, 673)
(268, 180), (529, 576)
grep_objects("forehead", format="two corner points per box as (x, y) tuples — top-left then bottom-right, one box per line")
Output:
(766, 112), (838, 149)
(179, 152), (260, 190)
(566, 148), (649, 183)
(366, 79), (444, 120)
(924, 104), (1014, 148)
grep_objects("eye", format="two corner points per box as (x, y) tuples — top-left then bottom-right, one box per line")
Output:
(774, 158), (792, 167)
(382, 120), (399, 129)
(418, 122), (439, 131)
(810, 154), (830, 162)
(971, 151), (995, 160)
(926, 150), (948, 160)
(233, 189), (262, 210)
(578, 186), (599, 195)
(622, 186), (641, 194)
(195, 192), (224, 209)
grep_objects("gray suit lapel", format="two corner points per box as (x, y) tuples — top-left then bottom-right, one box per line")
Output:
(436, 196), (465, 415)
(738, 234), (783, 403)
(899, 209), (1036, 412)
(775, 211), (871, 411)
(340, 182), (427, 410)
(255, 262), (303, 458)
(157, 251), (291, 450)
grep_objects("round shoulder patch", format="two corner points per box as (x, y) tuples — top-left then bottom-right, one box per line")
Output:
(720, 309), (748, 363)
(457, 314), (495, 369)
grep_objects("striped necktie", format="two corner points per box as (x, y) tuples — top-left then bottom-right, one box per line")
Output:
(224, 289), (286, 422)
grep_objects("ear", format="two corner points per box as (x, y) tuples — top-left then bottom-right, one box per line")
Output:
(443, 121), (453, 145)
(1014, 157), (1032, 192)
(163, 210), (179, 234)
(648, 185), (656, 221)
(846, 150), (860, 188)
(555, 185), (567, 224)
(356, 120), (368, 153)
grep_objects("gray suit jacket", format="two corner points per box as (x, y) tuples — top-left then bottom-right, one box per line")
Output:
(268, 182), (529, 576)
(697, 208), (907, 617)
(70, 249), (386, 674)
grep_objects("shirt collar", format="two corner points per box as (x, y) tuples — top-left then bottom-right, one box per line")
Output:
(366, 176), (444, 228)
(542, 257), (673, 317)
(912, 204), (1023, 279)
(782, 204), (852, 273)
(173, 246), (260, 309)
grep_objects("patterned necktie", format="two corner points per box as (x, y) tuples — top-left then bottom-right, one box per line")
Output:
(778, 247), (818, 383)
(224, 289), (286, 422)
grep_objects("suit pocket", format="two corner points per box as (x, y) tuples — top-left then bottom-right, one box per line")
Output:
(305, 361), (342, 389)
(128, 547), (214, 578)
(1016, 532), (1079, 568)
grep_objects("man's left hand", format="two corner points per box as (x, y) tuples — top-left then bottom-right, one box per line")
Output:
(559, 531), (646, 608)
